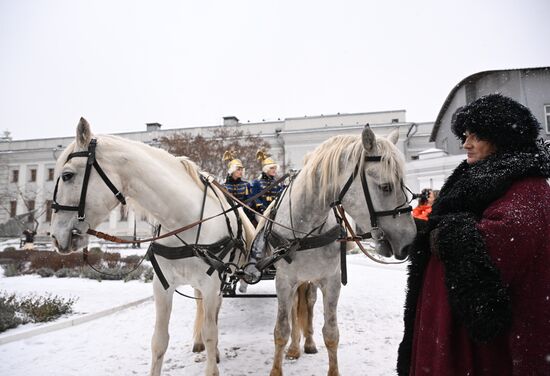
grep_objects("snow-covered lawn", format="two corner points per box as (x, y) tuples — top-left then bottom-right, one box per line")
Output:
(0, 254), (408, 375)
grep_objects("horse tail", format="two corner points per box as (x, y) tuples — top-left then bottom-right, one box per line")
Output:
(296, 282), (310, 336)
(193, 289), (204, 345)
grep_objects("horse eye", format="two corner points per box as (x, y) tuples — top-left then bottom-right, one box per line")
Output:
(379, 183), (393, 193)
(61, 172), (74, 182)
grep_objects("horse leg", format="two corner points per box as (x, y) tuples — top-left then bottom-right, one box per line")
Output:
(320, 276), (341, 376)
(150, 278), (174, 376)
(303, 282), (318, 354)
(201, 288), (222, 376)
(270, 279), (295, 376)
(286, 285), (302, 360)
(193, 289), (205, 353)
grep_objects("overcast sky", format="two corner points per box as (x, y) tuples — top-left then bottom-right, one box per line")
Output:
(1, 0), (549, 141)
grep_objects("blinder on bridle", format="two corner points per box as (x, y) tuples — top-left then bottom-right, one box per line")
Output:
(52, 139), (126, 222)
(330, 154), (413, 241)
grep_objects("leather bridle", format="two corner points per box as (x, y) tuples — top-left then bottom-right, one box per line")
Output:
(330, 154), (413, 242)
(51, 138), (127, 221)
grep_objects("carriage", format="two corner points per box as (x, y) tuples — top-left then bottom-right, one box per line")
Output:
(50, 118), (416, 376)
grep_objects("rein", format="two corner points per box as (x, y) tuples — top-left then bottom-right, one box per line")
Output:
(333, 205), (407, 265)
(86, 174), (297, 244)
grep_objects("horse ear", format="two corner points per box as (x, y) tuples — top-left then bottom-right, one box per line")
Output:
(387, 128), (399, 145)
(76, 117), (92, 148)
(362, 124), (376, 152)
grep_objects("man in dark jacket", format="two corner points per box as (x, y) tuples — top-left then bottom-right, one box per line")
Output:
(222, 150), (255, 225)
(251, 149), (284, 216)
(398, 94), (550, 376)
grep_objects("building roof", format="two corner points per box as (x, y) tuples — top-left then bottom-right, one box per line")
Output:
(429, 66), (550, 142)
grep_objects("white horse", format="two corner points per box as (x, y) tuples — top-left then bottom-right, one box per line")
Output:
(49, 118), (254, 376)
(258, 125), (416, 376)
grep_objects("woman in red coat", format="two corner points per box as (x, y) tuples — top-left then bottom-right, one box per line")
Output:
(397, 94), (550, 376)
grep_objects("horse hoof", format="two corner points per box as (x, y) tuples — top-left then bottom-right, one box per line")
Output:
(192, 343), (205, 353)
(285, 348), (301, 360)
(304, 344), (318, 354)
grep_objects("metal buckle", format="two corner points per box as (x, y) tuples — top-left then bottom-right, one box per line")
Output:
(370, 227), (385, 241)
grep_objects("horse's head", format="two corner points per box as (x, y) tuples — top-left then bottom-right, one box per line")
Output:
(342, 126), (416, 260)
(50, 118), (126, 253)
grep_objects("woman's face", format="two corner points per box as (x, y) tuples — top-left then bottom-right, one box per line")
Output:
(462, 131), (497, 164)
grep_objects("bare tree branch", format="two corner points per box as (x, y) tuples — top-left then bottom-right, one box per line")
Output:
(160, 127), (271, 180)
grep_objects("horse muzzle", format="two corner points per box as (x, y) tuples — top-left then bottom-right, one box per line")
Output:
(51, 222), (90, 254)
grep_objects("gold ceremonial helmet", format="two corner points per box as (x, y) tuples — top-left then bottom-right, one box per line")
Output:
(256, 149), (279, 173)
(223, 150), (244, 174)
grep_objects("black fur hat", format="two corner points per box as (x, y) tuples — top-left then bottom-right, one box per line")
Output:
(451, 93), (540, 152)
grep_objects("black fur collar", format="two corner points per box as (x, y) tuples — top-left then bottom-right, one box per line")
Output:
(431, 149), (549, 219)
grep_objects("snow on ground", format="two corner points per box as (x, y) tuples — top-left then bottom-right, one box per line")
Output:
(0, 254), (408, 376)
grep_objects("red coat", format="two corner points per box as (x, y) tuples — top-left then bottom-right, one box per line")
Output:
(409, 177), (550, 375)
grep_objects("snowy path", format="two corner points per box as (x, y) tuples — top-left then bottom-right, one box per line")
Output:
(0, 255), (407, 375)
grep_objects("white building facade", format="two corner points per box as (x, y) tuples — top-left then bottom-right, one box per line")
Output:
(0, 109), (444, 238)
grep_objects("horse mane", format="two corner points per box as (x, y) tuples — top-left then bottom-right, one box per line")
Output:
(300, 134), (405, 205)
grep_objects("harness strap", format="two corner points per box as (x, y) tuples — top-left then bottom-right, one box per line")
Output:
(360, 165), (379, 228)
(148, 245), (170, 289)
(268, 225), (342, 251)
(332, 206), (348, 285)
(75, 140), (96, 220)
(92, 160), (126, 205)
(256, 224), (342, 271)
(149, 236), (236, 290)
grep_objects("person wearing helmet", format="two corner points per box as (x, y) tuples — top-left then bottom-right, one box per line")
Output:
(222, 150), (255, 224)
(251, 149), (284, 216)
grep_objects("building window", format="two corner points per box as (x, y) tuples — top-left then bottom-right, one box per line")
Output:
(47, 168), (55, 181)
(45, 200), (53, 222)
(545, 104), (550, 134)
(29, 169), (37, 182)
(11, 170), (19, 183)
(27, 200), (35, 222)
(10, 201), (17, 217)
